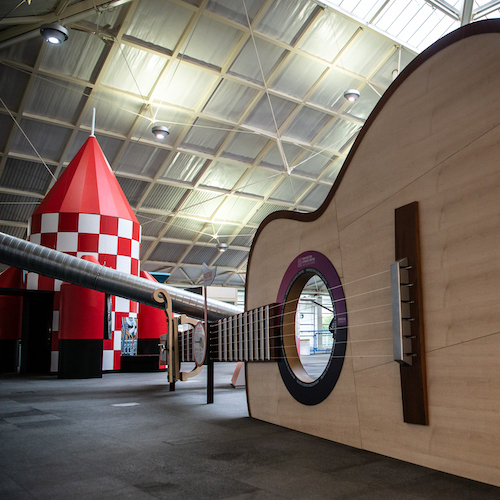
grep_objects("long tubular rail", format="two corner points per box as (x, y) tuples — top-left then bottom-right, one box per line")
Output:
(0, 232), (242, 321)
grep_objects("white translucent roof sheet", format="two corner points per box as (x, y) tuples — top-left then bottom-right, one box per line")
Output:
(159, 153), (207, 183)
(164, 217), (207, 240)
(206, 0), (265, 24)
(181, 189), (225, 217)
(116, 143), (169, 178)
(180, 118), (231, 155)
(244, 94), (296, 133)
(153, 62), (219, 110)
(203, 80), (259, 122)
(125, 0), (192, 51)
(220, 132), (269, 163)
(238, 168), (280, 197)
(270, 176), (312, 203)
(299, 8), (359, 62)
(214, 196), (259, 222)
(102, 44), (166, 96)
(259, 142), (303, 170)
(283, 106), (332, 143)
(199, 161), (247, 190)
(316, 118), (360, 152)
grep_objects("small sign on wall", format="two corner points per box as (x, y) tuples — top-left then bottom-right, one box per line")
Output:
(121, 317), (138, 356)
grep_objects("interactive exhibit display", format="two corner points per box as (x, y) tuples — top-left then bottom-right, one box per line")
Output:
(243, 20), (500, 487)
(2, 19), (500, 487)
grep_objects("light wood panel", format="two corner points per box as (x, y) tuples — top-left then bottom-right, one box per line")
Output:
(245, 21), (500, 487)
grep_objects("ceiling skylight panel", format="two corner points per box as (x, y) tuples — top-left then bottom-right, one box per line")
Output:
(255, 0), (318, 45)
(299, 183), (331, 209)
(0, 65), (29, 112)
(403, 3), (445, 48)
(259, 142), (304, 170)
(116, 143), (168, 178)
(0, 158), (54, 195)
(344, 84), (381, 120)
(84, 90), (142, 135)
(65, 132), (123, 165)
(41, 30), (106, 82)
(184, 246), (220, 265)
(271, 54), (327, 99)
(103, 45), (166, 96)
(292, 153), (336, 178)
(244, 94), (297, 133)
(315, 117), (360, 152)
(415, 15), (458, 50)
(283, 106), (332, 143)
(214, 196), (259, 222)
(26, 76), (86, 124)
(181, 189), (225, 217)
(149, 242), (188, 263)
(220, 133), (269, 163)
(308, 68), (362, 111)
(299, 9), (359, 62)
(199, 161), (247, 190)
(203, 80), (259, 122)
(142, 185), (187, 211)
(374, 0), (416, 33)
(238, 168), (279, 197)
(269, 177), (312, 203)
(228, 37), (286, 84)
(182, 16), (243, 68)
(159, 153), (206, 183)
(153, 62), (218, 110)
(126, 0), (192, 51)
(180, 118), (231, 155)
(206, 0), (265, 24)
(372, 47), (415, 88)
(11, 119), (70, 161)
(136, 212), (168, 237)
(231, 228), (257, 247)
(248, 202), (290, 225)
(332, 0), (389, 22)
(164, 217), (207, 240)
(337, 30), (393, 77)
(116, 177), (148, 207)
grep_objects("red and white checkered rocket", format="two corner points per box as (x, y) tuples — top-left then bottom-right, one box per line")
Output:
(26, 134), (141, 372)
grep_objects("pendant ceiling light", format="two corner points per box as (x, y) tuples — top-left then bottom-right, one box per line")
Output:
(40, 23), (69, 44)
(152, 125), (170, 140)
(343, 89), (360, 102)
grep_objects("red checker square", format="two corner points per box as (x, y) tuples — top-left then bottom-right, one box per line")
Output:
(58, 213), (79, 232)
(130, 301), (138, 314)
(132, 223), (140, 241)
(100, 215), (119, 235)
(131, 259), (139, 276)
(78, 233), (99, 253)
(38, 275), (54, 291)
(51, 334), (59, 350)
(117, 237), (131, 256)
(53, 292), (60, 310)
(103, 338), (113, 350)
(114, 350), (121, 370)
(99, 254), (116, 269)
(30, 214), (41, 234)
(40, 232), (57, 249)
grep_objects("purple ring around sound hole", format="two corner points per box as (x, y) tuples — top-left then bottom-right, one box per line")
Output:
(277, 250), (347, 406)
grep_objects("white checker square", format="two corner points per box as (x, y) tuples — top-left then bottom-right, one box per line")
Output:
(50, 351), (59, 373)
(118, 218), (133, 239)
(52, 311), (60, 331)
(41, 213), (59, 233)
(116, 255), (131, 274)
(114, 296), (130, 312)
(30, 233), (41, 245)
(26, 273), (39, 290)
(131, 239), (140, 260)
(113, 330), (122, 350)
(78, 213), (100, 234)
(54, 279), (62, 292)
(102, 350), (114, 371)
(98, 234), (118, 254)
(56, 232), (78, 252)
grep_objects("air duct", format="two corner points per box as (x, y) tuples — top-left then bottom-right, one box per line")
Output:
(0, 232), (241, 321)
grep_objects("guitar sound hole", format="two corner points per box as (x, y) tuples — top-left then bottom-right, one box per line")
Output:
(289, 274), (335, 382)
(277, 251), (347, 406)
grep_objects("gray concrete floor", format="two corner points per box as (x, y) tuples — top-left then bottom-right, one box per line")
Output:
(1, 363), (499, 500)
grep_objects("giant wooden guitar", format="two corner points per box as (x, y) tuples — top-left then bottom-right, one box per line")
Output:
(244, 20), (500, 487)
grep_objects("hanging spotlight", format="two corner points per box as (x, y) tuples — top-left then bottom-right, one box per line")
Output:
(40, 23), (69, 44)
(217, 242), (228, 253)
(343, 89), (360, 102)
(152, 125), (170, 140)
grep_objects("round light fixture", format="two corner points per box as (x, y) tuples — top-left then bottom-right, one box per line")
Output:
(217, 242), (228, 253)
(152, 125), (170, 140)
(343, 89), (360, 102)
(40, 23), (69, 44)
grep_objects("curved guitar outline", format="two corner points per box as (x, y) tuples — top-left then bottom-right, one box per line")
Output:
(245, 20), (500, 417)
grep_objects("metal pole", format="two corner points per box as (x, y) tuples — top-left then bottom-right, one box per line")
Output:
(205, 286), (214, 404)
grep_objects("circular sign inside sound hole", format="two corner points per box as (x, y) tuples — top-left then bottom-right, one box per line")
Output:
(277, 251), (347, 405)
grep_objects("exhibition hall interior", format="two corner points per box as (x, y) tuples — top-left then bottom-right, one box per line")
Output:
(2, 0), (500, 498)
